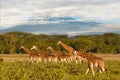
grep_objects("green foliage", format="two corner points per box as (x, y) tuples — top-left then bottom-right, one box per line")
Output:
(0, 32), (120, 54)
(0, 61), (120, 80)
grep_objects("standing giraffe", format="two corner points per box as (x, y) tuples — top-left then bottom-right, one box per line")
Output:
(73, 51), (105, 76)
(57, 41), (82, 63)
(20, 46), (41, 63)
(47, 46), (72, 63)
(31, 45), (58, 63)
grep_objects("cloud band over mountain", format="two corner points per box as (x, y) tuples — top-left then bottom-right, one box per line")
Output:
(0, 0), (120, 36)
(1, 0), (120, 29)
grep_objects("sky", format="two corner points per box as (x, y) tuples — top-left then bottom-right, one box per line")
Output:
(0, 0), (120, 30)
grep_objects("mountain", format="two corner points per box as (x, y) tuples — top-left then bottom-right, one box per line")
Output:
(0, 16), (104, 35)
(28, 15), (75, 21)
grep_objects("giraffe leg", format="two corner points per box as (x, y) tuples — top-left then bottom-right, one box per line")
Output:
(79, 60), (81, 64)
(38, 57), (41, 62)
(102, 68), (105, 73)
(68, 58), (71, 63)
(85, 68), (90, 75)
(48, 58), (51, 62)
(61, 58), (64, 62)
(57, 57), (62, 63)
(30, 57), (33, 61)
(75, 59), (78, 64)
(99, 69), (102, 74)
(65, 58), (67, 63)
(31, 57), (34, 63)
(90, 63), (95, 76)
(64, 58), (66, 62)
(55, 57), (58, 63)
(88, 62), (95, 76)
(76, 55), (82, 64)
(64, 58), (67, 62)
(91, 68), (95, 76)
(44, 58), (47, 63)
(35, 57), (37, 63)
(70, 57), (73, 62)
(60, 58), (63, 62)
(38, 58), (40, 63)
(36, 58), (39, 63)
(66, 58), (69, 63)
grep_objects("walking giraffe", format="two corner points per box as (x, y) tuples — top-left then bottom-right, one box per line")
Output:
(47, 46), (72, 63)
(73, 51), (105, 76)
(31, 45), (58, 62)
(57, 41), (82, 63)
(20, 46), (41, 63)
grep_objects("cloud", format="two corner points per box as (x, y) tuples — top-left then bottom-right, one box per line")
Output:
(30, 24), (120, 36)
(0, 0), (120, 29)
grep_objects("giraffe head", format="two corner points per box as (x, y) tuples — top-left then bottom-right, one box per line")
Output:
(47, 46), (52, 50)
(57, 41), (62, 45)
(31, 45), (37, 50)
(73, 50), (78, 55)
(20, 45), (24, 49)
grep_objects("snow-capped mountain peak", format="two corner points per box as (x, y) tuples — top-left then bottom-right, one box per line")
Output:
(28, 15), (76, 22)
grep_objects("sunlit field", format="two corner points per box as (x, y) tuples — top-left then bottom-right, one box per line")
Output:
(0, 54), (120, 80)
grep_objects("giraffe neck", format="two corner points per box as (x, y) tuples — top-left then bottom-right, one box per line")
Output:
(49, 48), (58, 56)
(35, 47), (41, 53)
(22, 46), (34, 55)
(35, 47), (46, 56)
(60, 42), (74, 53)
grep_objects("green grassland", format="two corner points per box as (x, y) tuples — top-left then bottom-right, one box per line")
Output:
(0, 32), (120, 80)
(0, 60), (120, 80)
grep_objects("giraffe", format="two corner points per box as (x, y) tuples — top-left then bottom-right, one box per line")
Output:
(73, 51), (105, 76)
(20, 46), (41, 63)
(31, 45), (58, 63)
(57, 41), (82, 63)
(47, 46), (72, 63)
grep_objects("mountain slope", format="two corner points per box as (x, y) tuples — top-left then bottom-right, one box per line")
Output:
(0, 20), (100, 35)
(3, 16), (119, 35)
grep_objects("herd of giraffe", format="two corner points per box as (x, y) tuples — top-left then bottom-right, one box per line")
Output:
(20, 41), (105, 76)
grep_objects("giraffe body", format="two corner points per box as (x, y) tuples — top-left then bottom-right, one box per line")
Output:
(20, 46), (41, 63)
(57, 41), (82, 63)
(47, 46), (72, 63)
(74, 51), (105, 76)
(31, 45), (58, 62)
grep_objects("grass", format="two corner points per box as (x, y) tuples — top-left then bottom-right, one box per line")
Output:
(0, 54), (120, 80)
(0, 60), (120, 80)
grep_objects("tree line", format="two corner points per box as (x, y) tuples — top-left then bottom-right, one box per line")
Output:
(0, 31), (120, 54)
